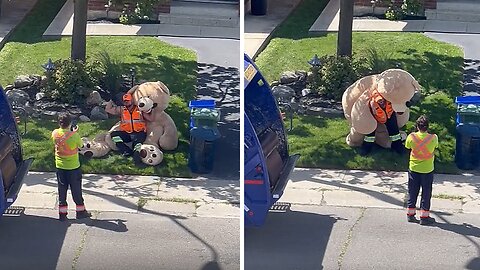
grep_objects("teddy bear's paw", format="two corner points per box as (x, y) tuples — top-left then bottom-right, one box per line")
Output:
(140, 144), (164, 166)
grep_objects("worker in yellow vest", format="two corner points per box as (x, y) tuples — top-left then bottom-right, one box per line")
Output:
(52, 113), (91, 221)
(106, 93), (152, 162)
(405, 115), (438, 225)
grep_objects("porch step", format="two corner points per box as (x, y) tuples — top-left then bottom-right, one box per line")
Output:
(436, 0), (480, 12)
(426, 10), (480, 22)
(427, 0), (480, 22)
(159, 1), (239, 28)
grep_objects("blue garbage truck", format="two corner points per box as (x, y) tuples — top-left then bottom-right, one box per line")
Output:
(244, 54), (299, 227)
(0, 85), (33, 216)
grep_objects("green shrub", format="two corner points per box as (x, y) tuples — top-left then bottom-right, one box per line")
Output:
(401, 0), (423, 16)
(310, 55), (361, 101)
(362, 48), (399, 75)
(44, 59), (102, 105)
(385, 6), (405, 20)
(97, 51), (124, 99)
(113, 0), (161, 24)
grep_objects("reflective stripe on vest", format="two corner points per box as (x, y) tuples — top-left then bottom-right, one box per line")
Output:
(120, 106), (146, 133)
(410, 133), (434, 160)
(370, 90), (393, 124)
(53, 130), (78, 157)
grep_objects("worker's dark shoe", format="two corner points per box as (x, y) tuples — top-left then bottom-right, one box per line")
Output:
(391, 140), (405, 155)
(122, 151), (132, 157)
(407, 215), (418, 223)
(133, 151), (143, 166)
(59, 213), (67, 222)
(359, 143), (373, 156)
(76, 210), (92, 219)
(420, 216), (435, 226)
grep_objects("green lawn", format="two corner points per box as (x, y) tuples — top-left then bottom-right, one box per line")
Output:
(256, 0), (464, 173)
(1, 0), (197, 177)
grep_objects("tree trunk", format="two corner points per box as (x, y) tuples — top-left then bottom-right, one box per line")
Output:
(71, 0), (88, 61)
(337, 0), (354, 57)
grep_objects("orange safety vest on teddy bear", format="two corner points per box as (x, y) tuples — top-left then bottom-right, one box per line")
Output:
(370, 90), (393, 124)
(120, 106), (146, 133)
(52, 130), (78, 157)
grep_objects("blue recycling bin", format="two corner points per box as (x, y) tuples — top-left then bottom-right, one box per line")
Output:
(455, 96), (480, 170)
(188, 100), (221, 174)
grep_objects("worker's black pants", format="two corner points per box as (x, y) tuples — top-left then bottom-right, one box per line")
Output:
(57, 167), (84, 208)
(111, 131), (146, 155)
(407, 170), (433, 211)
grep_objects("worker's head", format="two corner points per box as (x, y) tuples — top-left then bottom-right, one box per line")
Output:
(123, 93), (133, 106)
(58, 112), (72, 129)
(416, 115), (429, 132)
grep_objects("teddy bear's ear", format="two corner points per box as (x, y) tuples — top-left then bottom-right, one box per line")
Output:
(127, 85), (139, 94)
(157, 81), (170, 95)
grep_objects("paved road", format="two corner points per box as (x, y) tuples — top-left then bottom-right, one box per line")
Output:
(0, 208), (239, 270)
(158, 37), (240, 180)
(245, 204), (480, 270)
(425, 33), (480, 96)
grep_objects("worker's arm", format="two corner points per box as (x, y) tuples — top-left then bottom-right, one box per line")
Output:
(105, 100), (121, 115)
(404, 134), (412, 149)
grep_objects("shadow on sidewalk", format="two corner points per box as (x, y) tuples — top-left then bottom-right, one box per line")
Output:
(0, 208), (127, 269)
(464, 58), (480, 95)
(245, 208), (341, 270)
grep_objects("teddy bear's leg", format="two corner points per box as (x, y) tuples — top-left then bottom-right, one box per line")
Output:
(346, 128), (365, 147)
(359, 131), (376, 156)
(386, 113), (404, 154)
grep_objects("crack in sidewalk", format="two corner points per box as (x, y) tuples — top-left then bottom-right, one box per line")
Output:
(71, 212), (98, 270)
(337, 207), (366, 270)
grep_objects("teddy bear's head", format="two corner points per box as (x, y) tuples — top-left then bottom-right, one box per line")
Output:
(130, 81), (170, 113)
(376, 69), (421, 113)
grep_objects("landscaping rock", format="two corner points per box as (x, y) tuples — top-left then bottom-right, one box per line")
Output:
(31, 74), (42, 87)
(90, 106), (108, 120)
(35, 92), (45, 101)
(87, 90), (103, 106)
(301, 88), (312, 97)
(296, 70), (307, 81)
(4, 85), (14, 91)
(79, 115), (91, 122)
(14, 75), (34, 88)
(284, 80), (307, 95)
(40, 76), (48, 88)
(42, 110), (58, 119)
(6, 89), (30, 107)
(280, 71), (298, 84)
(306, 106), (344, 117)
(270, 81), (280, 87)
(272, 85), (295, 103)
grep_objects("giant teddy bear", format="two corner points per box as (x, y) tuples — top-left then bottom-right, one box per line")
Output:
(79, 81), (178, 166)
(342, 69), (421, 155)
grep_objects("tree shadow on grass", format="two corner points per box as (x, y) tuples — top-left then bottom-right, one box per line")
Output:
(396, 49), (463, 97)
(127, 54), (197, 102)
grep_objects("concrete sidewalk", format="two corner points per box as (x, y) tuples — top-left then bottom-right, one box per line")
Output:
(44, 0), (239, 39)
(281, 168), (480, 214)
(0, 0), (37, 48)
(244, 0), (301, 59)
(310, 0), (480, 33)
(14, 172), (240, 218)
